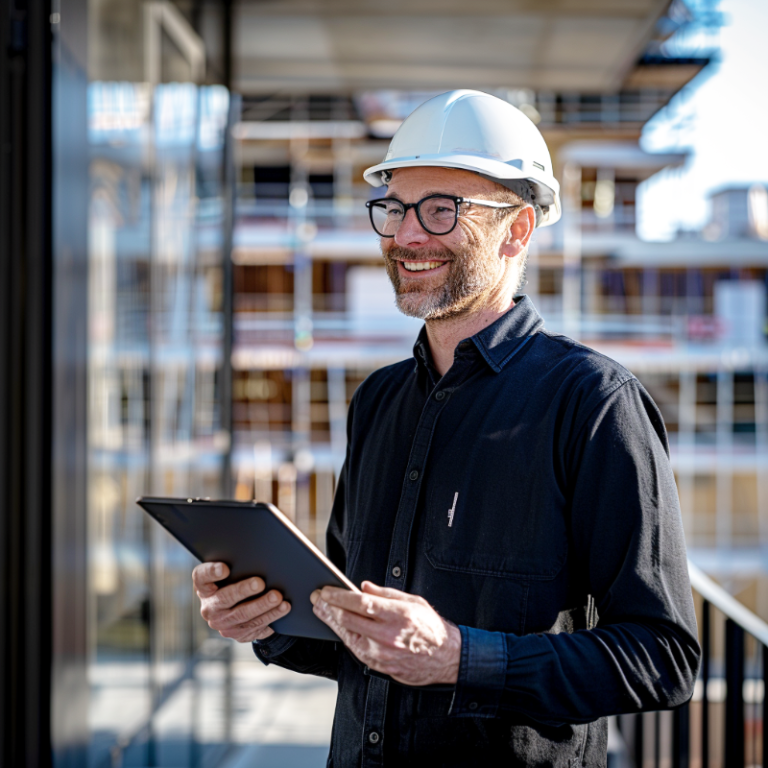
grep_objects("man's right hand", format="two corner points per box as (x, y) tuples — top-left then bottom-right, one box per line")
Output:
(193, 562), (291, 642)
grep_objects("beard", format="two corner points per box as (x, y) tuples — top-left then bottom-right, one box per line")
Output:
(382, 242), (527, 321)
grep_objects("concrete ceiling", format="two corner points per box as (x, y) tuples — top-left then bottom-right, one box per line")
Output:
(234, 0), (671, 95)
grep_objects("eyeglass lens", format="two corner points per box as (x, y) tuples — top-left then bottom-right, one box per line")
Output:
(369, 196), (458, 236)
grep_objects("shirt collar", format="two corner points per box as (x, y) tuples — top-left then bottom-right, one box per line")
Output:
(412, 295), (544, 375)
(412, 328), (438, 385)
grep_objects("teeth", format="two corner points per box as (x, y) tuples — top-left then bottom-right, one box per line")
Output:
(402, 261), (445, 272)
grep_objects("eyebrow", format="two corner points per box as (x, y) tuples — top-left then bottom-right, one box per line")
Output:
(383, 190), (453, 200)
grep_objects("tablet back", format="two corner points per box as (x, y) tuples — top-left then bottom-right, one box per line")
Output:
(137, 497), (355, 641)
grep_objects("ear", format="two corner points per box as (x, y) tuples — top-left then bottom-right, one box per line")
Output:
(500, 206), (535, 260)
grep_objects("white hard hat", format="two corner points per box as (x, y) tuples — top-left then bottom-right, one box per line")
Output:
(364, 90), (561, 227)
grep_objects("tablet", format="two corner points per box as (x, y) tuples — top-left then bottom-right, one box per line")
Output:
(137, 496), (358, 641)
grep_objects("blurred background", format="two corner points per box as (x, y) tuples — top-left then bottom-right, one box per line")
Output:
(2, 0), (768, 766)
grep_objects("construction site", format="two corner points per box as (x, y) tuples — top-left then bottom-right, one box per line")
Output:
(3, 0), (768, 766)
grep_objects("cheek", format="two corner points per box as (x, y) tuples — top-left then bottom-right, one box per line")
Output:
(457, 219), (501, 250)
(455, 223), (479, 245)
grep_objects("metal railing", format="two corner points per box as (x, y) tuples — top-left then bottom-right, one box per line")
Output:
(616, 560), (768, 767)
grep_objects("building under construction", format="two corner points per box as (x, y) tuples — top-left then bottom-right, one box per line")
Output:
(4, 1), (768, 766)
(228, 5), (768, 587)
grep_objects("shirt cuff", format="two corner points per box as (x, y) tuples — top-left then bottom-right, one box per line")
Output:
(252, 633), (297, 665)
(449, 625), (507, 718)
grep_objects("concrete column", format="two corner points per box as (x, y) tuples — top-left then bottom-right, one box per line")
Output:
(288, 103), (314, 534)
(253, 440), (273, 504)
(678, 370), (697, 541)
(314, 471), (336, 552)
(277, 462), (297, 523)
(716, 369), (734, 548)
(642, 268), (660, 317)
(327, 367), (348, 478)
(291, 367), (311, 532)
(332, 135), (353, 226)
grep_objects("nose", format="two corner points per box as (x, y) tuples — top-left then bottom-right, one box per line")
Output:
(394, 206), (430, 247)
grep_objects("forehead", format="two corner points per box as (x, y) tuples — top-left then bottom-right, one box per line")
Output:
(385, 166), (502, 199)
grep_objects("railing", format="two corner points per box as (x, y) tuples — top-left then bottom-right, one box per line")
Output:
(615, 560), (768, 768)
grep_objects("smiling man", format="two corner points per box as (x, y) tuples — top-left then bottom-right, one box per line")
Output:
(193, 90), (700, 767)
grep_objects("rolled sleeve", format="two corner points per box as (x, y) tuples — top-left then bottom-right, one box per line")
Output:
(252, 633), (298, 666)
(449, 625), (507, 718)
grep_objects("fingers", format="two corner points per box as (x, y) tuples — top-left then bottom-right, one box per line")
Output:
(209, 576), (267, 610)
(315, 594), (415, 652)
(201, 583), (290, 640)
(193, 564), (291, 644)
(312, 584), (460, 687)
(318, 586), (407, 620)
(312, 597), (362, 647)
(214, 589), (285, 630)
(200, 580), (274, 622)
(362, 581), (426, 604)
(220, 601), (292, 641)
(192, 562), (229, 596)
(317, 600), (389, 642)
(362, 581), (399, 596)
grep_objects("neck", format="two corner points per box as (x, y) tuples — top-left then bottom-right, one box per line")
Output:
(425, 297), (517, 377)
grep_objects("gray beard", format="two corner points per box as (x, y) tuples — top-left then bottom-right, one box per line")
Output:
(383, 244), (527, 321)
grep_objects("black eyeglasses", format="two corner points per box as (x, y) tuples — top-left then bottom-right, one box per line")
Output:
(365, 194), (520, 238)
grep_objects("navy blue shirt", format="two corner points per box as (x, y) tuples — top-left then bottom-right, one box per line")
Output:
(254, 296), (700, 767)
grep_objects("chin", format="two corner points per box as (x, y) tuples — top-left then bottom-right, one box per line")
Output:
(395, 291), (457, 320)
(395, 297), (431, 319)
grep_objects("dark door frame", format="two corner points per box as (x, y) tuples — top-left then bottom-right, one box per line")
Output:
(0, 1), (55, 764)
(0, 1), (89, 765)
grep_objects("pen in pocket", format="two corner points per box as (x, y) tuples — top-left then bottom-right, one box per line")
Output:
(448, 492), (458, 527)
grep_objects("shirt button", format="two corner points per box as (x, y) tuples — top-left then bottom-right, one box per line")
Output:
(435, 390), (446, 401)
(458, 341), (471, 351)
(409, 469), (419, 481)
(260, 647), (270, 657)
(468, 701), (478, 711)
(391, 566), (402, 578)
(368, 731), (380, 744)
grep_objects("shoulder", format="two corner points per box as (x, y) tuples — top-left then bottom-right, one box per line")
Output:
(530, 329), (635, 393)
(533, 330), (668, 448)
(527, 329), (657, 431)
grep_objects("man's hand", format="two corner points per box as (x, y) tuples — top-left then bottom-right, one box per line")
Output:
(193, 562), (291, 642)
(310, 581), (461, 686)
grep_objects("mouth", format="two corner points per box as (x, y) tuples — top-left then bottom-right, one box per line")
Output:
(398, 260), (449, 274)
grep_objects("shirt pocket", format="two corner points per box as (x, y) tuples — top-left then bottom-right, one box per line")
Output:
(424, 477), (567, 580)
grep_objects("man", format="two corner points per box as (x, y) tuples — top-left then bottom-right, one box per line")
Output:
(193, 90), (700, 767)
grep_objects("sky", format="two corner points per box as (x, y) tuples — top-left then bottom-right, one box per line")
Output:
(637, 0), (768, 240)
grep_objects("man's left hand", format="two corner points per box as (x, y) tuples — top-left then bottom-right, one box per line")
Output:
(310, 581), (461, 686)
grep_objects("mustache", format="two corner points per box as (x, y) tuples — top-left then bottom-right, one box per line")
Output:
(384, 245), (454, 262)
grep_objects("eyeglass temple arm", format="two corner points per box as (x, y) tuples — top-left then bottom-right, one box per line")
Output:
(459, 197), (521, 209)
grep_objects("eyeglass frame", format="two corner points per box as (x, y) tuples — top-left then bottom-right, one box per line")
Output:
(364, 193), (521, 238)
